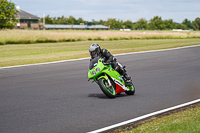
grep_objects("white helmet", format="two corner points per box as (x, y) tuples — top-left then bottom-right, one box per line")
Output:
(89, 44), (101, 58)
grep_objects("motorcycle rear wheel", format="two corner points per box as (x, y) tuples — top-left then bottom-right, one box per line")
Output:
(98, 78), (116, 98)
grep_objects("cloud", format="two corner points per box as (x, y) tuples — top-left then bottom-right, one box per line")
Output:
(13, 0), (200, 22)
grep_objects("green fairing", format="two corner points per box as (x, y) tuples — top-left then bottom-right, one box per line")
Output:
(88, 58), (125, 85)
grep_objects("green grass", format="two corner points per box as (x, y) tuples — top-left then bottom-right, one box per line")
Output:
(0, 30), (200, 45)
(122, 104), (200, 133)
(0, 39), (200, 67)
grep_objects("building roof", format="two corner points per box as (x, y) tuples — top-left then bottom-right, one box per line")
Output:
(15, 10), (40, 19)
(44, 24), (108, 29)
(88, 25), (108, 29)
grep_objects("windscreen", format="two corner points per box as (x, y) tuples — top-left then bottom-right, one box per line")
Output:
(89, 57), (100, 70)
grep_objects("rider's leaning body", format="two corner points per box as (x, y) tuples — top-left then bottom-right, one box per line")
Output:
(89, 43), (132, 85)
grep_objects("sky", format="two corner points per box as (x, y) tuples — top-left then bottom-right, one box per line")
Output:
(12, 0), (200, 23)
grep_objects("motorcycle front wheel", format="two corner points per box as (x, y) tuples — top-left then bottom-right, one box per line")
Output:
(98, 78), (116, 98)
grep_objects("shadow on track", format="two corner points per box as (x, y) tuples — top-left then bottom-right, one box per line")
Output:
(88, 93), (129, 99)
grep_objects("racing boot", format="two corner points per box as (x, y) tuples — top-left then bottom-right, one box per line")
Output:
(123, 73), (133, 86)
(116, 65), (133, 86)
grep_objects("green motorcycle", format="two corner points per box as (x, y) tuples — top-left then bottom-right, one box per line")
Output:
(88, 57), (135, 98)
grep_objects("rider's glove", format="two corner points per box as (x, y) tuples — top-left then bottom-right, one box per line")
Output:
(102, 58), (110, 65)
(103, 62), (110, 65)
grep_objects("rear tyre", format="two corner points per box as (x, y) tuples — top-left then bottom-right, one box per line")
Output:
(125, 84), (135, 95)
(98, 78), (116, 98)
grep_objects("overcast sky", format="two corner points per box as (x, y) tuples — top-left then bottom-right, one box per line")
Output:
(12, 0), (200, 23)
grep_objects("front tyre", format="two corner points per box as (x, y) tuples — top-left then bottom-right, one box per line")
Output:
(98, 78), (116, 98)
(125, 84), (135, 95)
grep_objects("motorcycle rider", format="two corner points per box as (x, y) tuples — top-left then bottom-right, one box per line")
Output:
(89, 43), (132, 86)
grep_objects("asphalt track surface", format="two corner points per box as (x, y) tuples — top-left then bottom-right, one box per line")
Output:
(0, 46), (200, 133)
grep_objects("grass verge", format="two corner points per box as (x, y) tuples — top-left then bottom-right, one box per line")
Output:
(116, 103), (200, 133)
(0, 30), (200, 45)
(0, 39), (200, 67)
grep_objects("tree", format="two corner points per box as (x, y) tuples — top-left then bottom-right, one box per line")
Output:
(91, 19), (98, 25)
(192, 17), (200, 30)
(174, 23), (188, 30)
(51, 17), (57, 24)
(76, 17), (85, 24)
(97, 19), (105, 25)
(0, 0), (18, 29)
(149, 16), (165, 30)
(182, 18), (192, 29)
(57, 15), (65, 24)
(67, 16), (76, 24)
(123, 20), (133, 29)
(163, 19), (175, 30)
(44, 15), (53, 24)
(104, 18), (123, 29)
(134, 18), (148, 30)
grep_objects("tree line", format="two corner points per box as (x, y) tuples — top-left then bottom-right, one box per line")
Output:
(40, 15), (200, 30)
(0, 0), (18, 29)
(1, 0), (200, 30)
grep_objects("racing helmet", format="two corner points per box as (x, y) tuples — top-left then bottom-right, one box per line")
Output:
(89, 44), (101, 58)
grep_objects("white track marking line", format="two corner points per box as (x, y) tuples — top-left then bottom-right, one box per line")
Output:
(114, 44), (200, 56)
(88, 99), (200, 133)
(0, 57), (90, 70)
(0, 45), (200, 70)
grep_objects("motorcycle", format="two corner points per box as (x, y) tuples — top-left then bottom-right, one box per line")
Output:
(88, 57), (135, 98)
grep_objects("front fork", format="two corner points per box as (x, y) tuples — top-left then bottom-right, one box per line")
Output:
(107, 78), (112, 87)
(97, 74), (112, 87)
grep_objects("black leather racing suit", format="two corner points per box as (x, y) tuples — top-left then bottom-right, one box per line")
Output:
(99, 49), (131, 81)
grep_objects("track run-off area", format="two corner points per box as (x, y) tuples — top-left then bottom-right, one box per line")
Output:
(0, 45), (200, 133)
